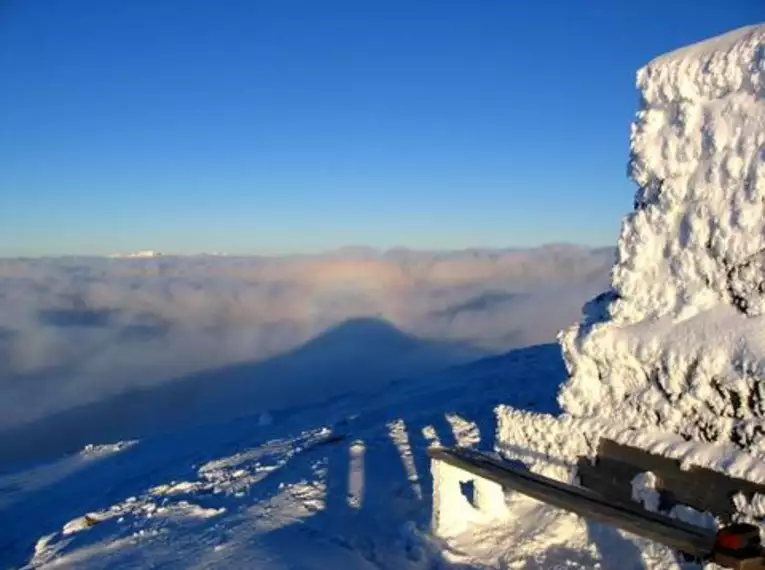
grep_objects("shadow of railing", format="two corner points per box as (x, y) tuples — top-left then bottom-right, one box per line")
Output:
(3, 338), (570, 568)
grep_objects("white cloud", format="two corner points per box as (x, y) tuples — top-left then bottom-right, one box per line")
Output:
(0, 246), (612, 436)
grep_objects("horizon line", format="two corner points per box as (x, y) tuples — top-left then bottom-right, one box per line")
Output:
(0, 242), (616, 260)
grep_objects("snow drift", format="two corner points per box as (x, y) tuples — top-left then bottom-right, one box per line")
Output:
(559, 24), (765, 450)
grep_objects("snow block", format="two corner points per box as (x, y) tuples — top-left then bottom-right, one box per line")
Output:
(494, 407), (595, 481)
(430, 454), (508, 537)
(559, 25), (765, 451)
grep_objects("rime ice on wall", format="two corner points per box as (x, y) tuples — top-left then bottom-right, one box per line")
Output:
(615, 24), (765, 323)
(559, 25), (765, 450)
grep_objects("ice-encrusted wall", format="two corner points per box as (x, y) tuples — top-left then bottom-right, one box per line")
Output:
(559, 24), (765, 450)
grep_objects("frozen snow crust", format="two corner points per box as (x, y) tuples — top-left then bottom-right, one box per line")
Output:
(560, 25), (765, 450)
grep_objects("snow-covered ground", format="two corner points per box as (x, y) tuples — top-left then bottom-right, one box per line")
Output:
(2, 343), (568, 569)
(2, 341), (705, 570)
(2, 341), (727, 570)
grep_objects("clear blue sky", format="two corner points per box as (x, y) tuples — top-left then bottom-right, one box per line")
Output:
(0, 0), (762, 256)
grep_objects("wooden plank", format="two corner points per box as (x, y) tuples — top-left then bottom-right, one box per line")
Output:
(576, 458), (639, 505)
(582, 439), (765, 522)
(428, 446), (717, 558)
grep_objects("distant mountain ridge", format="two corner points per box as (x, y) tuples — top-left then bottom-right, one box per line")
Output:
(9, 243), (616, 261)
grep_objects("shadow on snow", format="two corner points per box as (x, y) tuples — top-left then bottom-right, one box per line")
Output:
(1, 321), (571, 569)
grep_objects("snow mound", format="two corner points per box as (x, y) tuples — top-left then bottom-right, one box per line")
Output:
(631, 471), (660, 512)
(80, 440), (138, 458)
(559, 24), (765, 451)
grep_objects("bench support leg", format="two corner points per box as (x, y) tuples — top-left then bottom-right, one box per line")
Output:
(431, 457), (509, 537)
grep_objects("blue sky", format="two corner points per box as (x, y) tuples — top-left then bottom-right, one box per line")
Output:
(0, 0), (762, 256)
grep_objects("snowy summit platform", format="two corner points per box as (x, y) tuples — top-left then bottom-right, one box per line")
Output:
(559, 24), (765, 451)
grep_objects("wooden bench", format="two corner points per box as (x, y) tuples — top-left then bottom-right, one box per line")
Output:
(428, 440), (765, 569)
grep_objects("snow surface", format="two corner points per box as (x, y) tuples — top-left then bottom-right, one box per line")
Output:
(3, 343), (575, 570)
(3, 339), (738, 570)
(559, 24), (765, 452)
(4, 339), (708, 570)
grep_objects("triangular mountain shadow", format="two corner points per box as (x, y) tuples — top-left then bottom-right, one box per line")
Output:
(0, 317), (487, 467)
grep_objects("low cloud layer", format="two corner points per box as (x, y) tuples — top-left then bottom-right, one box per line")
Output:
(0, 245), (613, 442)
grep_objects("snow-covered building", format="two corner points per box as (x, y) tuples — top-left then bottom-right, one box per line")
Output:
(559, 25), (765, 450)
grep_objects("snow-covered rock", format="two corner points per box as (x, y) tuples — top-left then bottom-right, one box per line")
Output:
(559, 24), (765, 451)
(109, 250), (163, 258)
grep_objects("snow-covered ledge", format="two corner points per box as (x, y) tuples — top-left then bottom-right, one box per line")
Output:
(558, 24), (765, 452)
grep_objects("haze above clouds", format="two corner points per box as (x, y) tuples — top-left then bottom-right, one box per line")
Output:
(0, 246), (613, 429)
